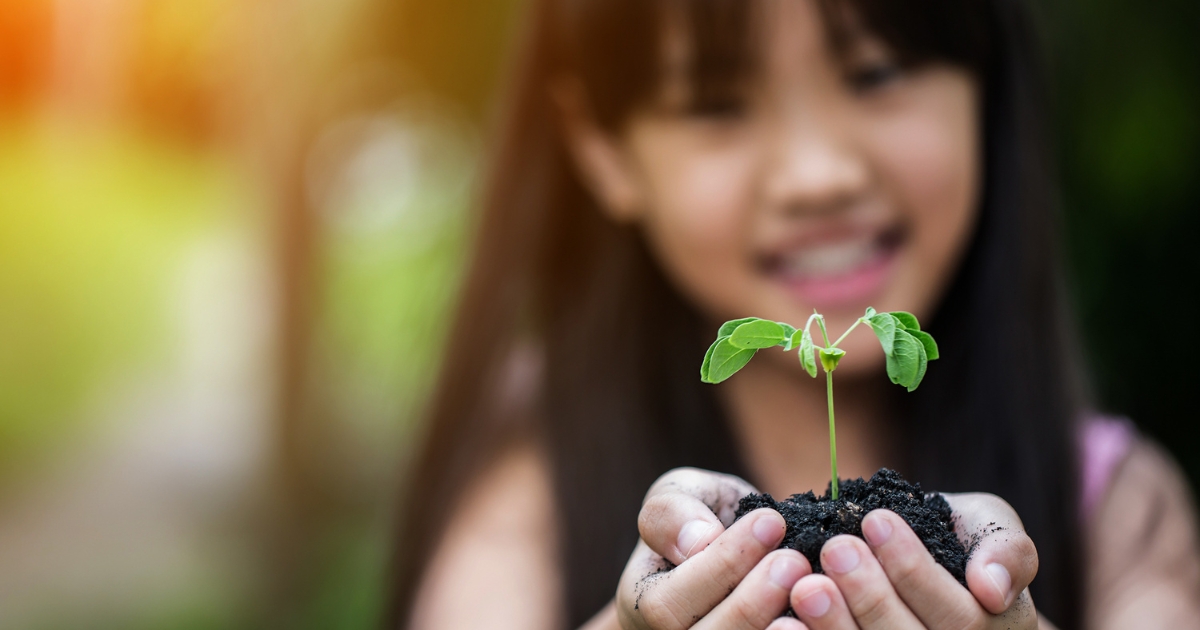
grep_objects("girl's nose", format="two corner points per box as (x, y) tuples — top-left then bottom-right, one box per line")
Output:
(763, 115), (869, 216)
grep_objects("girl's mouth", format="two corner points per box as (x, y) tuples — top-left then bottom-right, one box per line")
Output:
(759, 225), (906, 309)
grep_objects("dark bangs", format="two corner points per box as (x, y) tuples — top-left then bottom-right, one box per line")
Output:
(553, 0), (995, 128)
(819, 0), (993, 74)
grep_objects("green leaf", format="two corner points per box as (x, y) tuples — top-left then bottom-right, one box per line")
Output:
(718, 317), (760, 338)
(700, 337), (724, 382)
(885, 330), (922, 387)
(730, 319), (788, 349)
(819, 347), (846, 372)
(865, 313), (897, 355)
(788, 328), (804, 351)
(703, 338), (756, 383)
(798, 330), (818, 378)
(891, 312), (920, 331)
(907, 340), (929, 392)
(909, 330), (939, 361)
(864, 306), (877, 318)
(777, 322), (797, 349)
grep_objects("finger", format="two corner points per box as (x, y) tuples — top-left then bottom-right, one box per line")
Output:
(615, 539), (681, 630)
(694, 550), (811, 630)
(766, 617), (809, 630)
(1002, 589), (1039, 630)
(633, 508), (787, 629)
(790, 574), (857, 630)
(640, 492), (724, 565)
(943, 493), (1039, 614)
(645, 467), (759, 526)
(640, 468), (758, 565)
(818, 535), (924, 629)
(862, 509), (982, 627)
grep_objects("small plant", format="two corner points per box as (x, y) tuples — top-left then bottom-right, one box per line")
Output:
(700, 307), (939, 500)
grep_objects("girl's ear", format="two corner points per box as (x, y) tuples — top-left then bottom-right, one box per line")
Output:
(549, 77), (645, 223)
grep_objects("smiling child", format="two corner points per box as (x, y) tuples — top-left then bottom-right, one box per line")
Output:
(388, 1), (1200, 628)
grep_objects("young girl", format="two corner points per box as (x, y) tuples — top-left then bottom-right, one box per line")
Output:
(386, 0), (1200, 628)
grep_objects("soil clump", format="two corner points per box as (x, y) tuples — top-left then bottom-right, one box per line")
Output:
(734, 468), (968, 584)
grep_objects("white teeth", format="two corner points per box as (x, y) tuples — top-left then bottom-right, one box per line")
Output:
(780, 238), (877, 277)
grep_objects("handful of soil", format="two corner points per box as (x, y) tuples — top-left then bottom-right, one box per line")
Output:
(734, 468), (968, 584)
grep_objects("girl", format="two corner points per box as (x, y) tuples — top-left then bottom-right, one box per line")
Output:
(387, 0), (1200, 628)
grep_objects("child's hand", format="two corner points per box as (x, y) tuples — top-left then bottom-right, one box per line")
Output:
(610, 468), (1042, 630)
(613, 467), (812, 630)
(788, 492), (1042, 630)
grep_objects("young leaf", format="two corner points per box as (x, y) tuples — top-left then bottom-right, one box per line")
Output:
(704, 338), (756, 383)
(778, 322), (798, 349)
(819, 347), (846, 372)
(865, 312), (897, 355)
(864, 306), (877, 319)
(891, 311), (920, 331)
(885, 330), (922, 387)
(798, 330), (818, 378)
(788, 328), (804, 351)
(907, 340), (929, 392)
(700, 337), (724, 382)
(909, 330), (939, 361)
(718, 317), (760, 338)
(729, 319), (788, 349)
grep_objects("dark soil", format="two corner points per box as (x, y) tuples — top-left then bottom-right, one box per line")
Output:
(734, 468), (968, 585)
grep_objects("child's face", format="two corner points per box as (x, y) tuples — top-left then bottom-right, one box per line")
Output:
(565, 1), (979, 376)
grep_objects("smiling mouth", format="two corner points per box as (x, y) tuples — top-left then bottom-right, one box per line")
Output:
(758, 224), (907, 307)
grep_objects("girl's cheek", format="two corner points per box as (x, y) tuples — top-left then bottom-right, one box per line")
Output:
(659, 151), (756, 248)
(869, 71), (980, 313)
(633, 129), (763, 315)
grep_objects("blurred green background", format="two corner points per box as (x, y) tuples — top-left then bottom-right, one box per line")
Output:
(0, 0), (1195, 627)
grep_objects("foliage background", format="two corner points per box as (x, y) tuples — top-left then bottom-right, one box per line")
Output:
(0, 0), (1195, 627)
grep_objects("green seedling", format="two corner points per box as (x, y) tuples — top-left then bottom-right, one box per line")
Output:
(700, 307), (939, 500)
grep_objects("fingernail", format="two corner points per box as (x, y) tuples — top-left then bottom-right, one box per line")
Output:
(677, 520), (712, 559)
(769, 556), (806, 589)
(862, 513), (893, 546)
(985, 563), (1013, 608)
(798, 589), (831, 617)
(752, 512), (783, 546)
(823, 541), (861, 574)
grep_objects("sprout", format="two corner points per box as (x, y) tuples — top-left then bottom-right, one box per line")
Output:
(701, 308), (939, 500)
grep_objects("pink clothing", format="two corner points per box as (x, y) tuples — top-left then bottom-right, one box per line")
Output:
(1079, 416), (1136, 521)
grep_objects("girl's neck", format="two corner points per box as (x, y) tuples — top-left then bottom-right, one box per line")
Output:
(719, 357), (897, 499)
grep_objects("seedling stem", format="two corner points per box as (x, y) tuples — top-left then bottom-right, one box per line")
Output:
(826, 369), (839, 500)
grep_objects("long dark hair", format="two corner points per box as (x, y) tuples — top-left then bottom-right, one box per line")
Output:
(385, 0), (1084, 627)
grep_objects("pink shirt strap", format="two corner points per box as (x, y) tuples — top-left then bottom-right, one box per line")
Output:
(1079, 416), (1136, 521)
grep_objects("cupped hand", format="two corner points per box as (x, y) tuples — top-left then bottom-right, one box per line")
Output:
(614, 467), (813, 630)
(789, 492), (1041, 630)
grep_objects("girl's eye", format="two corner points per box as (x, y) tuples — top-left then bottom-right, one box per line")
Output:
(847, 62), (903, 94)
